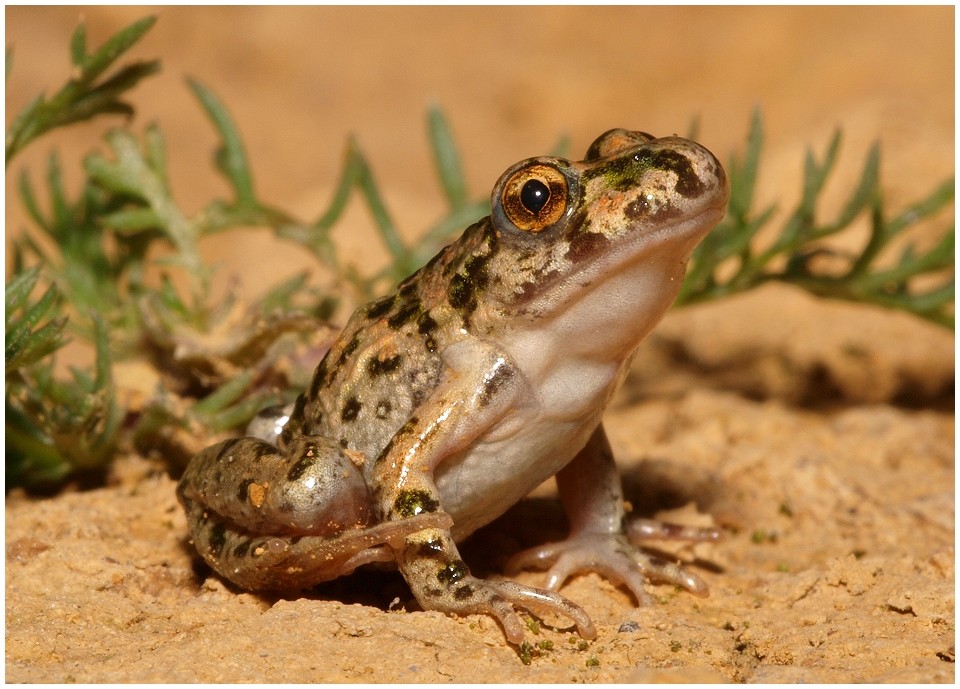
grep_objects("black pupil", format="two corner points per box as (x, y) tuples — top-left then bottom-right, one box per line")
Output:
(520, 179), (550, 215)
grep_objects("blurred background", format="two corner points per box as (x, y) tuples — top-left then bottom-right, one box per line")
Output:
(5, 5), (954, 301)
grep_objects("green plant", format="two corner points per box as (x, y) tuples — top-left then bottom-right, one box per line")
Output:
(5, 16), (954, 489)
(679, 110), (954, 328)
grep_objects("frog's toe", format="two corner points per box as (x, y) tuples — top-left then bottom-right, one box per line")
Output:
(628, 518), (722, 544)
(434, 577), (596, 644)
(506, 533), (710, 606)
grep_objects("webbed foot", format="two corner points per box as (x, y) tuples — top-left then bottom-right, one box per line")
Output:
(505, 520), (720, 605)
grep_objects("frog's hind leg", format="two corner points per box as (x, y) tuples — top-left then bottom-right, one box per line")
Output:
(178, 436), (451, 591)
(180, 491), (451, 591)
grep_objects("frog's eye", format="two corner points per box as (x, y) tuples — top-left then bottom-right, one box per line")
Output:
(500, 164), (569, 233)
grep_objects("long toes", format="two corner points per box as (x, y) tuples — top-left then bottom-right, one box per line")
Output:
(636, 555), (710, 596)
(486, 595), (527, 645)
(628, 518), (721, 543)
(495, 581), (597, 640)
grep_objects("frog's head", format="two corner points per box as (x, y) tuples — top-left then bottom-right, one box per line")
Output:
(480, 129), (729, 360)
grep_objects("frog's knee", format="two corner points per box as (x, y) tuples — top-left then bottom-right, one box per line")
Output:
(269, 437), (371, 534)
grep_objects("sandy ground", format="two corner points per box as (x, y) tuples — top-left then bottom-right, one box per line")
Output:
(5, 6), (954, 683)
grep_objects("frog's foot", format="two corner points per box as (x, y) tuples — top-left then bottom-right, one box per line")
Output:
(505, 521), (719, 605)
(428, 575), (597, 645)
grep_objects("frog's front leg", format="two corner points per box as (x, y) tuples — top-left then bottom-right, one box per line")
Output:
(506, 425), (719, 604)
(177, 435), (450, 592)
(373, 344), (596, 644)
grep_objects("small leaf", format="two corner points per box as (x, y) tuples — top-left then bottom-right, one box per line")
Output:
(45, 150), (71, 231)
(81, 15), (157, 83)
(313, 140), (364, 231)
(69, 21), (87, 68)
(188, 78), (255, 206)
(101, 207), (163, 232)
(428, 105), (468, 211)
(727, 107), (763, 222)
(5, 272), (69, 371)
(5, 16), (159, 166)
(351, 140), (408, 265)
(18, 169), (48, 231)
(829, 141), (880, 230)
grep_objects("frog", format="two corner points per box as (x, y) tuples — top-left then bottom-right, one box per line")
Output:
(177, 128), (729, 645)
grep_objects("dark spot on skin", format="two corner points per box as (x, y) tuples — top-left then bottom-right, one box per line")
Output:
(393, 489), (440, 518)
(510, 263), (561, 307)
(624, 195), (682, 222)
(250, 440), (276, 464)
(215, 438), (243, 463)
(417, 312), (439, 352)
(567, 229), (610, 262)
(447, 250), (492, 325)
(387, 297), (422, 329)
(232, 539), (252, 559)
(365, 295), (396, 319)
(466, 252), (492, 287)
(479, 362), (515, 407)
(307, 355), (329, 401)
(375, 399), (392, 419)
(656, 149), (704, 197)
(341, 396), (362, 422)
(564, 204), (611, 263)
(339, 438), (349, 448)
(437, 560), (469, 585)
(207, 522), (227, 556)
(633, 149), (704, 198)
(286, 453), (316, 482)
(417, 311), (437, 334)
(426, 587), (443, 597)
(334, 331), (363, 371)
(375, 417), (418, 466)
(367, 353), (403, 376)
(447, 274), (472, 309)
(453, 584), (475, 600)
(280, 394), (308, 445)
(489, 594), (508, 608)
(415, 537), (445, 559)
(237, 479), (254, 503)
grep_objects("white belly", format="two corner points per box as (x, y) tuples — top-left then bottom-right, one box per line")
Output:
(434, 356), (623, 539)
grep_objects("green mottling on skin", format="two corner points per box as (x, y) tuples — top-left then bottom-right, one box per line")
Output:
(393, 489), (440, 517)
(437, 559), (469, 584)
